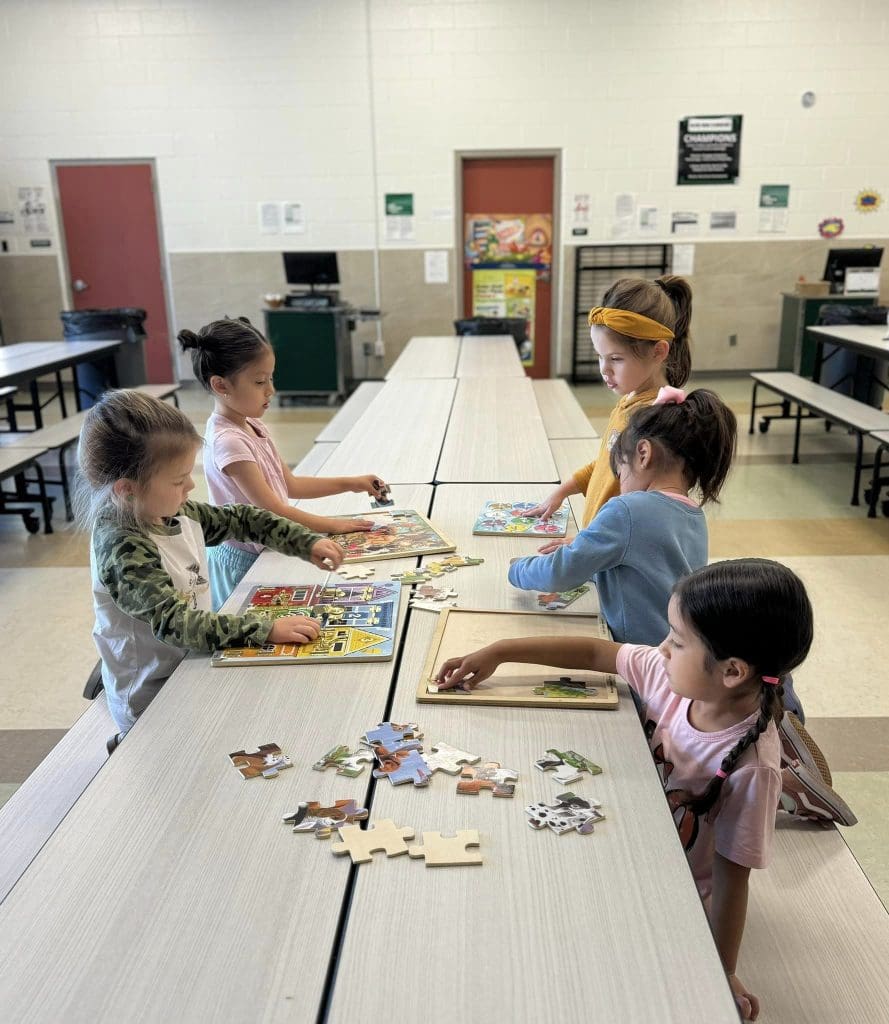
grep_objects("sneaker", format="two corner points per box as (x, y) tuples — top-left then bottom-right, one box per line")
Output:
(779, 761), (857, 827)
(779, 713), (832, 787)
(106, 732), (122, 756)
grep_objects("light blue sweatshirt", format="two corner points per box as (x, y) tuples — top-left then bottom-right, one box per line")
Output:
(507, 491), (707, 647)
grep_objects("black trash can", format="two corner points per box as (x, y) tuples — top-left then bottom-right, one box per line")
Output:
(60, 307), (148, 408)
(454, 316), (530, 361)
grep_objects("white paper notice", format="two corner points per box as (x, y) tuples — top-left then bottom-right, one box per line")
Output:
(573, 193), (591, 224)
(282, 202), (305, 234)
(424, 250), (449, 285)
(612, 192), (635, 238)
(671, 211), (699, 236)
(259, 202), (281, 234)
(385, 215), (414, 241)
(638, 205), (659, 236)
(18, 187), (49, 235)
(672, 244), (695, 276)
(758, 207), (788, 233)
(709, 210), (737, 233)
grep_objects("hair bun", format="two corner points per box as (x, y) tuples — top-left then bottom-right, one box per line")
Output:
(177, 329), (201, 351)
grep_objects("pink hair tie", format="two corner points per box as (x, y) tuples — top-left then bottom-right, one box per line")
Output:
(762, 675), (781, 686)
(715, 768), (728, 779)
(653, 385), (686, 406)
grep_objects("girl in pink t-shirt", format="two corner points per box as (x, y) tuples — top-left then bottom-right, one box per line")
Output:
(180, 317), (387, 609)
(435, 558), (814, 1022)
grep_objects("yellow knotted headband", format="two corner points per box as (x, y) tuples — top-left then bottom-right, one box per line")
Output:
(588, 306), (674, 341)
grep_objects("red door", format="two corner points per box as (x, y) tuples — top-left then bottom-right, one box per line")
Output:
(462, 156), (555, 379)
(55, 163), (173, 382)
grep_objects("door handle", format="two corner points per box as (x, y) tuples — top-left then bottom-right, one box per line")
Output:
(72, 279), (89, 292)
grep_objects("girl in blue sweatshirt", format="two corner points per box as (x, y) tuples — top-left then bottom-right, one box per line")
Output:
(509, 386), (735, 646)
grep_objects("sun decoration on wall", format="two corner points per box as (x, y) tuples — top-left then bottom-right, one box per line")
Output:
(855, 190), (882, 213)
(818, 217), (844, 239)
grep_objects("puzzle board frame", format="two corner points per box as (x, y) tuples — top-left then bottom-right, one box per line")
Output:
(417, 607), (619, 710)
(471, 500), (571, 538)
(211, 581), (401, 667)
(335, 509), (457, 563)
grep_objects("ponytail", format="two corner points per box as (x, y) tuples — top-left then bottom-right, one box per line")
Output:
(655, 275), (692, 387)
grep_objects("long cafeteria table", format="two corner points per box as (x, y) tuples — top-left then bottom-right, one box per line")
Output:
(385, 336), (462, 379)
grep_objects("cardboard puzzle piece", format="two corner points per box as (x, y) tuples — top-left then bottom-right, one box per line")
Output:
(370, 481), (393, 508)
(409, 599), (457, 613)
(331, 819), (416, 863)
(534, 748), (603, 786)
(389, 509), (411, 518)
(423, 741), (481, 775)
(537, 585), (590, 611)
(392, 569), (434, 586)
(532, 676), (598, 700)
(283, 799), (369, 839)
(372, 747), (431, 787)
(525, 791), (604, 836)
(229, 743), (292, 780)
(312, 744), (376, 778)
(408, 830), (482, 867)
(409, 583), (458, 613)
(337, 564), (375, 580)
(361, 721), (423, 748)
(457, 761), (518, 798)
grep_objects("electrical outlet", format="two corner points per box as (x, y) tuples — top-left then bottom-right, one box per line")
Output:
(362, 341), (374, 357)
(728, 333), (738, 347)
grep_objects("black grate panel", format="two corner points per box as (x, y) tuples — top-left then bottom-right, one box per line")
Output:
(572, 244), (671, 383)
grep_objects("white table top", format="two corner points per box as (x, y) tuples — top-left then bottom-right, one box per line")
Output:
(320, 377), (457, 484)
(455, 334), (526, 377)
(386, 336), (461, 379)
(533, 378), (598, 439)
(807, 323), (889, 357)
(326, 487), (739, 1024)
(315, 381), (384, 442)
(436, 377), (558, 483)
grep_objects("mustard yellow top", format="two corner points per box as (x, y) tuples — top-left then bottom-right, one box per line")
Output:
(573, 388), (660, 527)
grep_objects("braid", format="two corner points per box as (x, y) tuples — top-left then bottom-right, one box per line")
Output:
(685, 681), (784, 817)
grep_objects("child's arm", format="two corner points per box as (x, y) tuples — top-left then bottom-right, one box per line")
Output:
(710, 852), (759, 1021)
(524, 478), (582, 519)
(96, 531), (319, 652)
(508, 499), (629, 593)
(222, 461), (375, 535)
(182, 500), (343, 570)
(435, 635), (622, 691)
(279, 459), (387, 504)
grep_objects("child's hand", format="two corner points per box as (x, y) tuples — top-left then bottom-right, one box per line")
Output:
(525, 492), (563, 519)
(537, 538), (568, 554)
(309, 538), (344, 570)
(728, 974), (759, 1021)
(268, 615), (322, 645)
(435, 646), (499, 691)
(325, 517), (374, 534)
(351, 475), (388, 498)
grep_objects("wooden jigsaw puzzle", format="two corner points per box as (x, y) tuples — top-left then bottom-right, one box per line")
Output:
(334, 509), (456, 563)
(408, 831), (482, 867)
(331, 820), (416, 864)
(211, 581), (401, 666)
(418, 608), (619, 710)
(472, 500), (570, 537)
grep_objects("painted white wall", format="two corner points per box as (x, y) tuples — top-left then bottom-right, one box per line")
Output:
(1, 0), (888, 256)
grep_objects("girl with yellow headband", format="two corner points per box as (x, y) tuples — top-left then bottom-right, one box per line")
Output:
(528, 275), (692, 541)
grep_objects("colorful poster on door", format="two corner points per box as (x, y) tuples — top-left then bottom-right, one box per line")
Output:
(464, 213), (552, 268)
(471, 268), (536, 365)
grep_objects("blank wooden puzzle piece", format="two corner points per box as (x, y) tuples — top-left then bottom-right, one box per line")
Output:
(283, 799), (369, 839)
(372, 747), (431, 787)
(408, 830), (482, 867)
(312, 744), (376, 778)
(337, 565), (375, 580)
(424, 741), (481, 775)
(534, 748), (603, 786)
(525, 791), (604, 836)
(361, 721), (423, 747)
(331, 820), (416, 863)
(229, 743), (292, 780)
(457, 761), (518, 798)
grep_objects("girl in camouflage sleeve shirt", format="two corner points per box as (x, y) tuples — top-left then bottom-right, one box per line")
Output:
(78, 390), (343, 746)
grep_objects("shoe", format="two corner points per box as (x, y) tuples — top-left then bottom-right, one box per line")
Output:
(779, 713), (832, 787)
(779, 761), (857, 827)
(106, 733), (122, 756)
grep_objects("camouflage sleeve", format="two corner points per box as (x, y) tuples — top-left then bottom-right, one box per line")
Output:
(94, 524), (273, 652)
(181, 500), (322, 558)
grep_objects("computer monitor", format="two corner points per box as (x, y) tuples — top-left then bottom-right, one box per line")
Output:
(822, 246), (883, 293)
(282, 252), (339, 290)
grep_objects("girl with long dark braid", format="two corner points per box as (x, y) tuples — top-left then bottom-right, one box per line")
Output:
(434, 558), (816, 1022)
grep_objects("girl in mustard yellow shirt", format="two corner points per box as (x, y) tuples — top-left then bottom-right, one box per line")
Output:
(530, 275), (693, 545)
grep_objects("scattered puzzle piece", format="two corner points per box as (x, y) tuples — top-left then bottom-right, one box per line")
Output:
(389, 509), (412, 518)
(312, 744), (376, 778)
(409, 583), (458, 613)
(408, 830), (482, 867)
(457, 761), (518, 798)
(283, 799), (369, 839)
(534, 748), (603, 786)
(372, 747), (431, 787)
(391, 569), (434, 586)
(361, 721), (423, 748)
(532, 676), (597, 700)
(537, 585), (590, 611)
(337, 564), (375, 580)
(423, 741), (481, 775)
(331, 820), (416, 863)
(430, 554), (484, 570)
(525, 791), (604, 836)
(229, 743), (292, 780)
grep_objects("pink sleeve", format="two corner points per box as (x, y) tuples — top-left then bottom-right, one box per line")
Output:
(211, 430), (257, 473)
(713, 765), (781, 870)
(615, 643), (670, 706)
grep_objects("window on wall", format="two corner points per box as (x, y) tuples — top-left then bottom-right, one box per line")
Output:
(572, 244), (671, 383)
